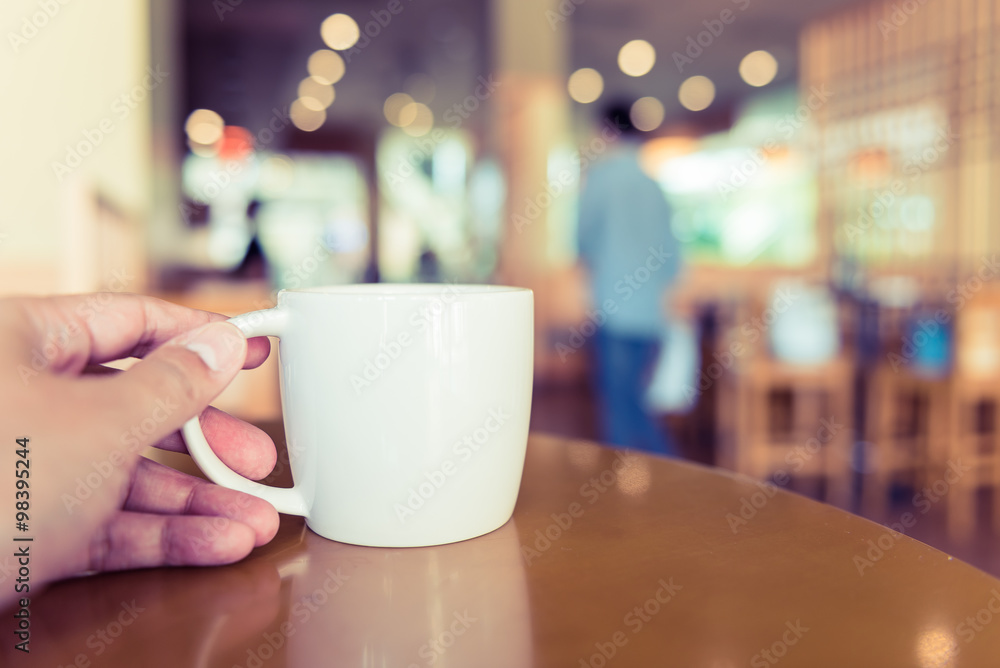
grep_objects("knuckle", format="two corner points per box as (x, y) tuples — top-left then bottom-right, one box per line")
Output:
(89, 529), (112, 573)
(162, 520), (183, 566)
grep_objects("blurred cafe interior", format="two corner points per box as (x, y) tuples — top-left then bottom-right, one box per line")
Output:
(4, 0), (1000, 575)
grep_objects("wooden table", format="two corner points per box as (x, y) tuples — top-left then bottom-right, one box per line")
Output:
(7, 431), (1000, 667)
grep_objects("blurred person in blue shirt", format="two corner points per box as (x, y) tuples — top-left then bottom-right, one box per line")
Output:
(577, 102), (682, 456)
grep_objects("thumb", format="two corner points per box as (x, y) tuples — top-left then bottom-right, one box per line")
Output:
(104, 321), (248, 449)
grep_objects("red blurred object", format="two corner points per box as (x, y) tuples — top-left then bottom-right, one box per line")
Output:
(217, 125), (254, 161)
(849, 148), (891, 182)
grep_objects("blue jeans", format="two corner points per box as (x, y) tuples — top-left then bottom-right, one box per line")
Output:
(591, 331), (677, 456)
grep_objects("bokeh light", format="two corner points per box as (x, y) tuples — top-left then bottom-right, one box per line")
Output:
(916, 628), (959, 668)
(298, 76), (335, 110)
(184, 109), (224, 145)
(290, 99), (326, 131)
(739, 50), (779, 87)
(618, 39), (656, 77)
(678, 75), (716, 111)
(639, 135), (698, 177)
(307, 49), (345, 85)
(401, 102), (434, 136)
(567, 68), (604, 104)
(217, 126), (254, 161)
(258, 154), (295, 197)
(384, 92), (415, 126)
(187, 138), (217, 157)
(630, 96), (665, 132)
(321, 13), (360, 51)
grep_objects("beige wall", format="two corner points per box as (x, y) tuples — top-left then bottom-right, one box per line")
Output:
(0, 0), (152, 294)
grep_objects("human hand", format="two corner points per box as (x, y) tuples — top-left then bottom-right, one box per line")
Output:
(0, 293), (280, 608)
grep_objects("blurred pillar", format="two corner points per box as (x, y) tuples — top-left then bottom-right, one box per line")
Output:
(490, 0), (582, 381)
(148, 0), (183, 271)
(0, 0), (153, 295)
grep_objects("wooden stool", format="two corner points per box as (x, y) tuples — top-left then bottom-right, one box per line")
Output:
(725, 283), (855, 508)
(862, 364), (949, 520)
(947, 379), (1000, 542)
(947, 286), (1000, 543)
(733, 356), (855, 508)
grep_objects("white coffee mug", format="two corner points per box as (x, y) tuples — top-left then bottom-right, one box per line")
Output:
(182, 284), (534, 547)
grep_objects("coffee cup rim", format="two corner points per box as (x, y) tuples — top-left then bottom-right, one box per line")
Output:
(277, 283), (532, 298)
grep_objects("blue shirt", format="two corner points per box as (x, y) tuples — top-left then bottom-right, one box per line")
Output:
(577, 141), (681, 338)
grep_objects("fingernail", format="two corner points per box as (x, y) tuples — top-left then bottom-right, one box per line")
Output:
(178, 322), (245, 372)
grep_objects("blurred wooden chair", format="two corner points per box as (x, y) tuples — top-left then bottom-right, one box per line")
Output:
(947, 284), (1000, 542)
(861, 305), (952, 520)
(727, 283), (855, 508)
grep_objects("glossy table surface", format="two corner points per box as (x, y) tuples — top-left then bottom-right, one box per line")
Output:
(8, 431), (1000, 667)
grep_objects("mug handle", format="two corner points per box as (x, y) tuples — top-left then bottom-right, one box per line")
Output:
(181, 307), (309, 516)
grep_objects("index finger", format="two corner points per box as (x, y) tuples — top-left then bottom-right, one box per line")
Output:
(2, 293), (271, 375)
